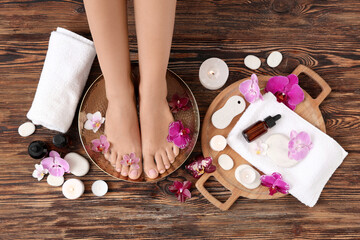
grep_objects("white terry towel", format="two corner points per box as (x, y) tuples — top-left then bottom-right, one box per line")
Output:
(27, 27), (96, 133)
(227, 93), (348, 207)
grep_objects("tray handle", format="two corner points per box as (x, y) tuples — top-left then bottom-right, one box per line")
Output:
(291, 64), (332, 106)
(196, 170), (241, 211)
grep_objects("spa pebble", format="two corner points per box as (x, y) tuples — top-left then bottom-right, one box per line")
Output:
(235, 164), (261, 189)
(210, 135), (227, 152)
(267, 51), (283, 68)
(62, 178), (84, 200)
(18, 122), (35, 137)
(218, 154), (234, 170)
(64, 152), (90, 177)
(47, 174), (64, 187)
(244, 55), (261, 70)
(266, 134), (298, 168)
(91, 180), (108, 197)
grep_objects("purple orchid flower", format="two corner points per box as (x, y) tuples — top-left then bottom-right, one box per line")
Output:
(185, 155), (216, 178)
(120, 152), (140, 169)
(260, 172), (290, 196)
(91, 135), (110, 154)
(169, 94), (191, 113)
(167, 121), (191, 149)
(265, 74), (304, 110)
(288, 130), (313, 161)
(41, 151), (70, 177)
(239, 74), (263, 103)
(168, 180), (192, 203)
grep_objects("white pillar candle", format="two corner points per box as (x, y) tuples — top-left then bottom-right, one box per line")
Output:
(91, 180), (108, 197)
(235, 164), (261, 189)
(62, 178), (85, 199)
(210, 135), (227, 151)
(199, 58), (229, 90)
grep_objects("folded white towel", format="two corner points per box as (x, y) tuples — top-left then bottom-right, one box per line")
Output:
(27, 27), (96, 133)
(227, 93), (348, 207)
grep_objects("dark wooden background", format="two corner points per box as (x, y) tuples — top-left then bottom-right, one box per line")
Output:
(1, 0), (359, 239)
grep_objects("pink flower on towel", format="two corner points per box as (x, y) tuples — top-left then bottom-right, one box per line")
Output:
(265, 74), (304, 110)
(260, 172), (290, 196)
(169, 181), (192, 203)
(120, 153), (140, 169)
(167, 121), (191, 149)
(84, 111), (105, 133)
(288, 130), (313, 161)
(239, 74), (263, 103)
(91, 135), (110, 154)
(169, 94), (191, 113)
(41, 151), (70, 177)
(185, 155), (216, 179)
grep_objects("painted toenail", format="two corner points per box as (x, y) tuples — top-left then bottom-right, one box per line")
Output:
(129, 170), (138, 178)
(165, 165), (170, 169)
(160, 169), (165, 174)
(149, 169), (157, 178)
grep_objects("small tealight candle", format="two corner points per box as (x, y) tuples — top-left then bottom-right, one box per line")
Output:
(235, 164), (261, 189)
(91, 180), (108, 197)
(199, 58), (229, 90)
(210, 135), (227, 151)
(62, 178), (85, 199)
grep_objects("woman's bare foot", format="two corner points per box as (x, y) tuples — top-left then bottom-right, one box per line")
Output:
(139, 79), (180, 179)
(104, 81), (142, 180)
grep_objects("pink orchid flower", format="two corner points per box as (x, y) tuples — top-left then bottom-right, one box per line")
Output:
(167, 121), (191, 149)
(32, 163), (49, 181)
(120, 152), (140, 169)
(41, 151), (70, 177)
(260, 172), (290, 196)
(239, 74), (263, 103)
(169, 94), (190, 113)
(265, 74), (304, 110)
(185, 155), (216, 178)
(168, 181), (192, 202)
(84, 111), (105, 133)
(288, 130), (313, 161)
(91, 135), (110, 154)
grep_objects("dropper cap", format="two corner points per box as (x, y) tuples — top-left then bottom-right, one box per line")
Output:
(264, 114), (281, 128)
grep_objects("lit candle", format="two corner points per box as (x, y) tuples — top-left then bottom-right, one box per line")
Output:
(199, 58), (229, 90)
(210, 135), (227, 151)
(235, 164), (261, 189)
(62, 178), (85, 199)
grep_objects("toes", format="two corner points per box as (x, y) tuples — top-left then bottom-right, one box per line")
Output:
(120, 155), (130, 177)
(128, 159), (142, 180)
(110, 152), (117, 167)
(161, 151), (171, 170)
(143, 154), (159, 179)
(155, 153), (166, 174)
(115, 155), (122, 173)
(166, 147), (175, 163)
(173, 145), (180, 157)
(104, 152), (110, 161)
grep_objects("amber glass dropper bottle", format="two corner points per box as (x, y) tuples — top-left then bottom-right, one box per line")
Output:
(242, 114), (281, 143)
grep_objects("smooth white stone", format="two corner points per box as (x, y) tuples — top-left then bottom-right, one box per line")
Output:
(267, 51), (283, 68)
(91, 180), (108, 197)
(266, 134), (298, 168)
(235, 164), (261, 189)
(211, 95), (246, 129)
(199, 58), (229, 90)
(210, 135), (227, 151)
(18, 122), (36, 137)
(218, 154), (234, 170)
(64, 152), (90, 177)
(244, 55), (261, 70)
(47, 175), (64, 187)
(62, 179), (84, 200)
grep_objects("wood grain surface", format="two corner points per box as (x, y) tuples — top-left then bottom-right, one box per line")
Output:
(1, 0), (360, 239)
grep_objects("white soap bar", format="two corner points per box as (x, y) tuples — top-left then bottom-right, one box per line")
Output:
(62, 178), (84, 199)
(199, 58), (229, 90)
(64, 152), (90, 177)
(47, 175), (64, 187)
(18, 122), (36, 137)
(218, 154), (234, 170)
(210, 135), (227, 151)
(92, 180), (108, 197)
(235, 164), (261, 189)
(266, 134), (298, 168)
(267, 51), (283, 68)
(244, 55), (261, 70)
(211, 96), (246, 129)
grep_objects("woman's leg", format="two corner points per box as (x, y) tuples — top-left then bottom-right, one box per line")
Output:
(134, 0), (179, 179)
(84, 0), (142, 179)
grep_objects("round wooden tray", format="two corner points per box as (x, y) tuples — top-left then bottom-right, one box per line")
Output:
(78, 66), (200, 183)
(196, 65), (331, 210)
